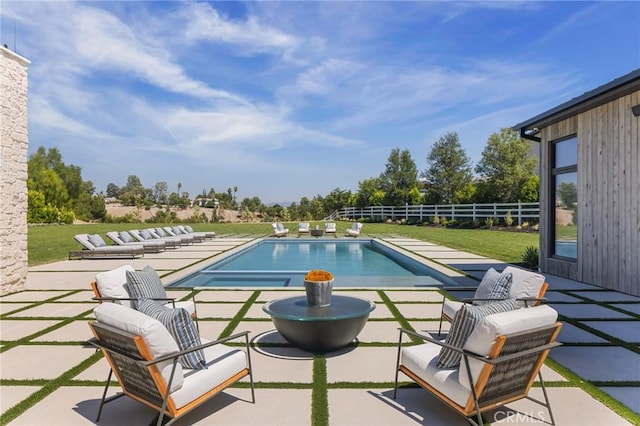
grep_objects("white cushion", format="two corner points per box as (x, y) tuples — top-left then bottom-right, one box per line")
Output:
(95, 265), (135, 308)
(170, 338), (248, 409)
(93, 303), (183, 391)
(502, 266), (546, 305)
(442, 300), (464, 320)
(459, 304), (558, 390)
(400, 342), (470, 407)
(173, 300), (196, 316)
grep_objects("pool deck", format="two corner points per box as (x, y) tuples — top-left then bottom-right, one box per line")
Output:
(1, 234), (638, 425)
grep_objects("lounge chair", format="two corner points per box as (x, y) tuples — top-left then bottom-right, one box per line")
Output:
(90, 265), (197, 318)
(170, 225), (205, 242)
(144, 228), (183, 248)
(179, 225), (215, 240)
(160, 227), (197, 245)
(324, 222), (337, 235)
(438, 266), (549, 335)
(88, 302), (254, 426)
(106, 231), (166, 253)
(345, 222), (363, 237)
(69, 234), (144, 260)
(394, 303), (562, 426)
(298, 222), (310, 236)
(272, 222), (289, 237)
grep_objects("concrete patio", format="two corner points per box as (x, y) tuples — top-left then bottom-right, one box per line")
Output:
(1, 235), (638, 425)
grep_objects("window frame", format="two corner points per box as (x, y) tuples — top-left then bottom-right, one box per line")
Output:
(550, 135), (578, 261)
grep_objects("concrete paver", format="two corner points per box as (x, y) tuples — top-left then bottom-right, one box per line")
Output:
(1, 235), (638, 425)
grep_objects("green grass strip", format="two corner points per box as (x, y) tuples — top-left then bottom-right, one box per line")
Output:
(311, 355), (329, 426)
(377, 290), (419, 343)
(0, 351), (103, 425)
(218, 290), (260, 339)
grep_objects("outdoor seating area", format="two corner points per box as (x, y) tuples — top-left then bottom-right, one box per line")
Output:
(2, 235), (638, 425)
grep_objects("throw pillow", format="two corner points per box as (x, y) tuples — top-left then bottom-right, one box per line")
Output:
(88, 234), (107, 247)
(126, 266), (168, 303)
(472, 268), (501, 303)
(474, 271), (513, 306)
(137, 299), (206, 370)
(140, 229), (152, 240)
(119, 231), (133, 243)
(185, 225), (194, 233)
(156, 228), (166, 237)
(437, 299), (518, 368)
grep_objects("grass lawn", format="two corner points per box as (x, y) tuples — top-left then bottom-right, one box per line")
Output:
(28, 221), (538, 266)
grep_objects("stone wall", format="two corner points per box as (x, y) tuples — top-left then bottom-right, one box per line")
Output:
(1, 46), (30, 296)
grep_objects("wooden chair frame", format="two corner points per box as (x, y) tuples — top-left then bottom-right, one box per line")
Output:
(394, 322), (561, 426)
(88, 321), (254, 426)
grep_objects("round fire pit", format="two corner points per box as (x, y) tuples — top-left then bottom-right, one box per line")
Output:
(263, 295), (375, 353)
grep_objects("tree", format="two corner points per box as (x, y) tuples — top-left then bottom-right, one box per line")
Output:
(323, 188), (352, 217)
(557, 182), (577, 208)
(106, 183), (121, 198)
(153, 181), (169, 204)
(421, 132), (473, 204)
(380, 148), (419, 206)
(354, 177), (385, 207)
(475, 128), (538, 202)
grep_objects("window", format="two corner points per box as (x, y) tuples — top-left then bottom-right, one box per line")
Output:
(551, 136), (577, 259)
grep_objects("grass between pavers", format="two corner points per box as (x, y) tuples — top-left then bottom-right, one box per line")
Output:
(1, 305), (639, 425)
(27, 222), (538, 266)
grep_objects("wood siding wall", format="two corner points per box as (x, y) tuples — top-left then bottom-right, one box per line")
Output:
(539, 90), (639, 296)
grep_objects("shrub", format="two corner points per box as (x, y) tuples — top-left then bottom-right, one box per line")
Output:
(484, 217), (494, 228)
(505, 210), (513, 226)
(432, 215), (440, 225)
(445, 219), (458, 228)
(521, 246), (539, 270)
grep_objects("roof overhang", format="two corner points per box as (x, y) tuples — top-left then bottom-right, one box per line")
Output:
(513, 68), (640, 140)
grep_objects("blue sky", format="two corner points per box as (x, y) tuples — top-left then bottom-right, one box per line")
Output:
(2, 1), (639, 204)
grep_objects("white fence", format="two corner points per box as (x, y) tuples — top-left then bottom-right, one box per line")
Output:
(328, 202), (539, 225)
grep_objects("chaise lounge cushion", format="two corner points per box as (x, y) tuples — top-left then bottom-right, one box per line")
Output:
(137, 300), (206, 370)
(88, 234), (107, 247)
(459, 304), (559, 390)
(95, 265), (135, 308)
(119, 231), (133, 243)
(437, 299), (518, 368)
(93, 302), (183, 392)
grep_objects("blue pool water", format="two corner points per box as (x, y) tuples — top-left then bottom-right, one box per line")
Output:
(169, 239), (456, 288)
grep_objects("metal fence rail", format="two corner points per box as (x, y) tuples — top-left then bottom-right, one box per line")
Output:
(328, 202), (540, 225)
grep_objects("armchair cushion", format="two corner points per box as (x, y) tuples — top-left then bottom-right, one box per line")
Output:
(502, 266), (546, 306)
(474, 271), (512, 305)
(437, 299), (518, 368)
(401, 341), (469, 407)
(93, 302), (183, 392)
(126, 266), (168, 301)
(137, 300), (206, 370)
(95, 265), (135, 308)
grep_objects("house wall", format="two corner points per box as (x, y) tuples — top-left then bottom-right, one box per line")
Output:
(0, 47), (30, 296)
(539, 90), (639, 296)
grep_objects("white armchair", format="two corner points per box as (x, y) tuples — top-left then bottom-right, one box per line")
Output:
(88, 302), (254, 426)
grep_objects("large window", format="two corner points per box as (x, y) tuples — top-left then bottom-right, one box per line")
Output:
(551, 136), (577, 259)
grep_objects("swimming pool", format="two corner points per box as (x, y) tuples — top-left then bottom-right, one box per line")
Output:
(169, 239), (457, 288)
